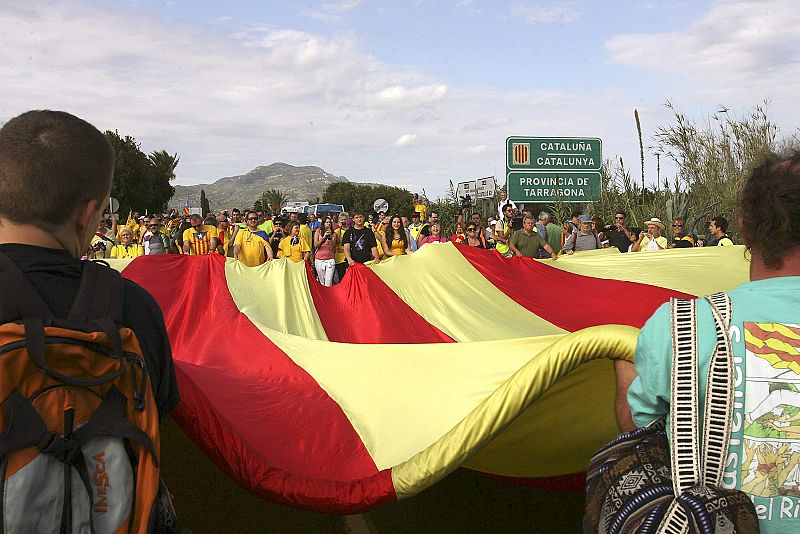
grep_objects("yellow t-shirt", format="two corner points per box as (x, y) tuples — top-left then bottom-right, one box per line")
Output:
(388, 235), (407, 256)
(90, 233), (115, 259)
(334, 226), (348, 264)
(110, 243), (144, 259)
(182, 225), (218, 255)
(218, 227), (233, 251)
(258, 220), (274, 235)
(277, 236), (310, 263)
(413, 201), (426, 222)
(233, 229), (270, 267)
(299, 224), (313, 252)
(639, 235), (668, 251)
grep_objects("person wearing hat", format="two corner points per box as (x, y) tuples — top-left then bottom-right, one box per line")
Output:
(561, 214), (602, 254)
(633, 218), (668, 251)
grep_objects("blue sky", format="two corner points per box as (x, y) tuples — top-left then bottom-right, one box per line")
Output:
(3, 0), (799, 200)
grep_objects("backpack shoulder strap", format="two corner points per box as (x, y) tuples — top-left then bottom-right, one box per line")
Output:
(657, 297), (702, 533)
(0, 251), (54, 322)
(700, 292), (734, 486)
(668, 297), (701, 495)
(67, 260), (124, 324)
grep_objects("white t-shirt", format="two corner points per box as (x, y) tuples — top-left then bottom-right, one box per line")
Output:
(497, 199), (518, 220)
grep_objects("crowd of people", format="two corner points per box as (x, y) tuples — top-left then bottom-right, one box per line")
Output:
(88, 196), (736, 287)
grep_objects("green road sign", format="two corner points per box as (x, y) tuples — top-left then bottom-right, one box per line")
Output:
(507, 136), (602, 171)
(506, 136), (602, 203)
(507, 171), (601, 203)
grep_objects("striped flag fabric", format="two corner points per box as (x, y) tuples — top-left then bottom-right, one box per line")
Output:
(112, 243), (749, 513)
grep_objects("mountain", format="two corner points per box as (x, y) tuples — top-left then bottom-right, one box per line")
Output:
(170, 163), (349, 210)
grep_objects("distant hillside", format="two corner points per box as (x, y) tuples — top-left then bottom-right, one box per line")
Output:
(170, 163), (349, 210)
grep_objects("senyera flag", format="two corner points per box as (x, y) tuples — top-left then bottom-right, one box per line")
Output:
(113, 243), (749, 514)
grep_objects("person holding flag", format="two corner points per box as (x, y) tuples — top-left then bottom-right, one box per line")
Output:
(233, 210), (273, 266)
(182, 213), (218, 255)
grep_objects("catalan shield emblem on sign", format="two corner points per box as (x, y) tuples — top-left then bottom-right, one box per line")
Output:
(512, 143), (530, 165)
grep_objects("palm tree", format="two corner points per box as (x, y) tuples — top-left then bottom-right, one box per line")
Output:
(262, 189), (289, 214)
(148, 150), (180, 181)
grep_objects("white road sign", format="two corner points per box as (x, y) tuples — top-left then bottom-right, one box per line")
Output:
(475, 177), (496, 199)
(455, 181), (477, 204)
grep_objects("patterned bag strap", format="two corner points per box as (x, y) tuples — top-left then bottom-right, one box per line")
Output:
(668, 297), (701, 496)
(700, 292), (734, 486)
(656, 297), (701, 534)
(657, 293), (733, 534)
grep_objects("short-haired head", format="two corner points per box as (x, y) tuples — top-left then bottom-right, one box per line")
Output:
(711, 215), (729, 233)
(0, 110), (114, 230)
(740, 151), (800, 269)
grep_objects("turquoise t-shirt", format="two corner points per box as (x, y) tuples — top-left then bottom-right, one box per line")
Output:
(629, 276), (800, 534)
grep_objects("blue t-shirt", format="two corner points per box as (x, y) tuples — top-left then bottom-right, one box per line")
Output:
(629, 276), (800, 533)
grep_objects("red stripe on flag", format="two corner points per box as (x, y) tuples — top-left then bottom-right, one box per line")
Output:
(307, 263), (453, 344)
(454, 243), (691, 330)
(123, 255), (396, 512)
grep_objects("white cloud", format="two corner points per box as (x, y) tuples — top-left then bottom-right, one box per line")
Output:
(303, 0), (363, 22)
(606, 1), (800, 89)
(394, 133), (417, 147)
(465, 144), (487, 154)
(604, 0), (800, 155)
(373, 84), (448, 106)
(510, 3), (581, 24)
(8, 1), (791, 201)
(321, 0), (363, 13)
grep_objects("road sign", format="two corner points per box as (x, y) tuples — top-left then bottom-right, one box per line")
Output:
(475, 177), (496, 199)
(373, 198), (389, 213)
(455, 181), (477, 204)
(507, 171), (601, 203)
(506, 136), (602, 202)
(507, 137), (601, 171)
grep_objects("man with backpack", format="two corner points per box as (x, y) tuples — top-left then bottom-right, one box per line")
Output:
(0, 110), (182, 532)
(561, 215), (602, 254)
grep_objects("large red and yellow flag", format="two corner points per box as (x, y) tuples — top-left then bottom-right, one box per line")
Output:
(113, 244), (749, 513)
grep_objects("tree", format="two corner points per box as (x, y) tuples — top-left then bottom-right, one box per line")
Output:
(253, 200), (264, 213)
(105, 131), (179, 215)
(322, 182), (413, 217)
(148, 150), (179, 212)
(261, 189), (290, 214)
(200, 189), (210, 217)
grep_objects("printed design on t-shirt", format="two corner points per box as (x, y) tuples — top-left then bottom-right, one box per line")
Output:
(193, 231), (208, 242)
(741, 322), (800, 502)
(353, 234), (366, 252)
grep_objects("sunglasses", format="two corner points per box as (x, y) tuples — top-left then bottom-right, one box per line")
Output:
(467, 227), (476, 231)
(672, 224), (684, 227)
(246, 217), (258, 221)
(147, 224), (158, 228)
